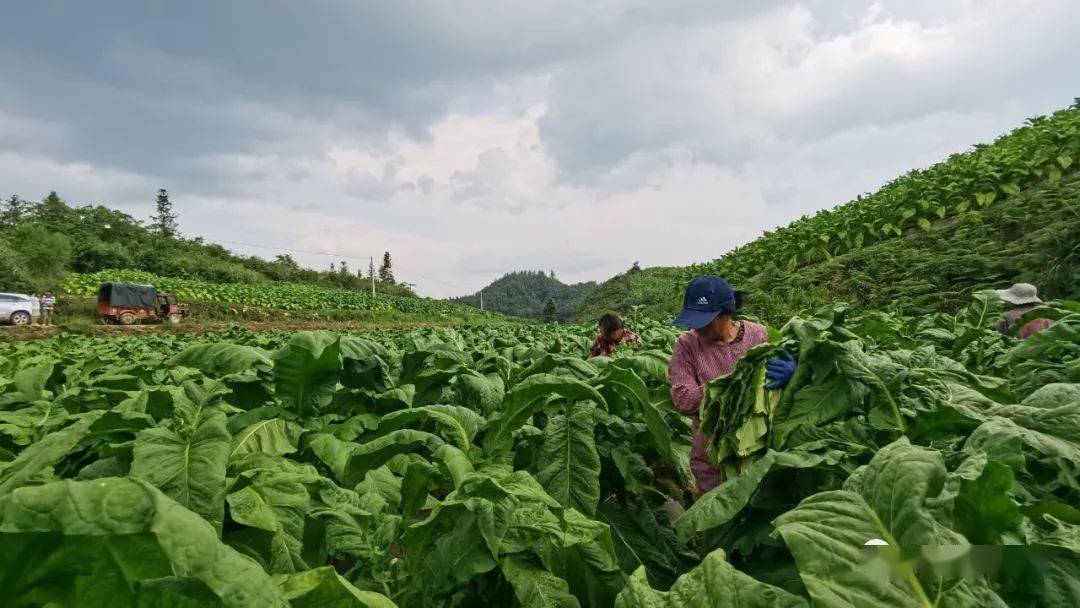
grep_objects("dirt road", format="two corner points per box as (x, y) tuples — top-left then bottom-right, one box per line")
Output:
(0, 319), (481, 341)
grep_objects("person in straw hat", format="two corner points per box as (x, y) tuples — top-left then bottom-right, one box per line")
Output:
(995, 283), (1054, 339)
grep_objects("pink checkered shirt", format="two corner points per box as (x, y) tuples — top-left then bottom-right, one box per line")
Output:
(668, 321), (769, 493)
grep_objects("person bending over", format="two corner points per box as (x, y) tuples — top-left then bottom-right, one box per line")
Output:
(589, 312), (641, 357)
(996, 283), (1054, 339)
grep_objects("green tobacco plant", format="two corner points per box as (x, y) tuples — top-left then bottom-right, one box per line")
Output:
(0, 298), (1076, 606)
(685, 105), (1080, 287)
(64, 268), (494, 317)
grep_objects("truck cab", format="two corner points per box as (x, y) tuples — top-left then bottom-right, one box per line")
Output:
(98, 282), (185, 325)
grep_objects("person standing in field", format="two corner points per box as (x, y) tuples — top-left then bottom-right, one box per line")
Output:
(996, 283), (1054, 339)
(667, 276), (795, 495)
(589, 312), (641, 357)
(28, 293), (40, 324)
(40, 290), (56, 326)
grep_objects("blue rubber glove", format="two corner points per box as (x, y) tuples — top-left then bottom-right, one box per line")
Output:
(764, 351), (796, 389)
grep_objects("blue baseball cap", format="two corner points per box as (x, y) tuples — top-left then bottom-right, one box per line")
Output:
(674, 275), (737, 329)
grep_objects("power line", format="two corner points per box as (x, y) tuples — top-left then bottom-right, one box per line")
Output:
(197, 236), (370, 261)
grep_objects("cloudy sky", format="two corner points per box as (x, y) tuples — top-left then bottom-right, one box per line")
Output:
(1, 1), (1078, 297)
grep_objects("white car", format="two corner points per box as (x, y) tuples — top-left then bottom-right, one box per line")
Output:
(0, 293), (36, 325)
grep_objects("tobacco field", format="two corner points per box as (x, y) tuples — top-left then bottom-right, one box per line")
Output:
(63, 269), (478, 316)
(0, 293), (1077, 607)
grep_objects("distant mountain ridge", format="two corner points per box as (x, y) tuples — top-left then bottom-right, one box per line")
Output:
(453, 271), (597, 322)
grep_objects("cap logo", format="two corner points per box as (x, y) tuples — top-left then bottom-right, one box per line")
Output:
(696, 297), (709, 305)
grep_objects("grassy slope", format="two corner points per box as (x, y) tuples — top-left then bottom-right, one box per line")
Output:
(576, 174), (1080, 325)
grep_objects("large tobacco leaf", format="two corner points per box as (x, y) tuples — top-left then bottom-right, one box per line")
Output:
(599, 490), (698, 591)
(130, 381), (231, 531)
(771, 378), (867, 448)
(965, 395), (1080, 492)
(538, 402), (601, 515)
(614, 548), (807, 608)
(272, 331), (342, 416)
(501, 554), (582, 608)
(484, 373), (607, 455)
(773, 439), (993, 607)
(0, 411), (102, 494)
(594, 366), (687, 483)
(455, 371), (505, 416)
(230, 417), (305, 458)
(275, 566), (398, 607)
(168, 342), (273, 381)
(675, 450), (833, 544)
(376, 404), (484, 453)
(0, 478), (287, 607)
(226, 453), (322, 573)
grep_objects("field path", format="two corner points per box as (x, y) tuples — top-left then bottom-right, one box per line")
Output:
(0, 319), (486, 340)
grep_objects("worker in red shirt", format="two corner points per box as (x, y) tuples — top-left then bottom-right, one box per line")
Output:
(589, 313), (641, 357)
(996, 283), (1055, 339)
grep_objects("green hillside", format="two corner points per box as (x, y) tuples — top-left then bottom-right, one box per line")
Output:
(0, 191), (412, 297)
(453, 270), (597, 322)
(577, 103), (1080, 324)
(0, 191), (507, 323)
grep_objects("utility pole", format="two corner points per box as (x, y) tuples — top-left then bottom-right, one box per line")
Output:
(480, 289), (484, 311)
(369, 256), (375, 297)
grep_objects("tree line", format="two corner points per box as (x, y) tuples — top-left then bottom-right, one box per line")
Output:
(452, 270), (597, 323)
(0, 190), (409, 296)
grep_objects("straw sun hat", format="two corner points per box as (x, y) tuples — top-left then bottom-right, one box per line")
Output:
(995, 283), (1043, 306)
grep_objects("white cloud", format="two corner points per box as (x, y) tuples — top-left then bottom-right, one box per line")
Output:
(541, 1), (1080, 176)
(0, 152), (153, 207)
(193, 106), (773, 296)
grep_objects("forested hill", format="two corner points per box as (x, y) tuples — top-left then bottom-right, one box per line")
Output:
(576, 102), (1080, 324)
(453, 271), (597, 322)
(0, 191), (412, 297)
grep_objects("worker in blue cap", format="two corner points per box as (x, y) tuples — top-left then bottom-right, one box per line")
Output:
(668, 276), (795, 493)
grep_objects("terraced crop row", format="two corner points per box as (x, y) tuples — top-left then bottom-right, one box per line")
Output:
(64, 269), (478, 316)
(690, 102), (1080, 283)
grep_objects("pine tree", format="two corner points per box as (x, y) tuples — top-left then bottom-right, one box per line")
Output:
(151, 189), (179, 237)
(542, 297), (557, 324)
(378, 251), (395, 283)
(36, 191), (72, 231)
(0, 195), (27, 227)
(41, 191), (63, 210)
(39, 191), (65, 218)
(274, 254), (299, 269)
(549, 270), (556, 280)
(339, 260), (349, 276)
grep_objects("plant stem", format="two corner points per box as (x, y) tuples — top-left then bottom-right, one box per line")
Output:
(904, 568), (935, 608)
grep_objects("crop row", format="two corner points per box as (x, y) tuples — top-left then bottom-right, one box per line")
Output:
(63, 269), (476, 316)
(690, 102), (1080, 282)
